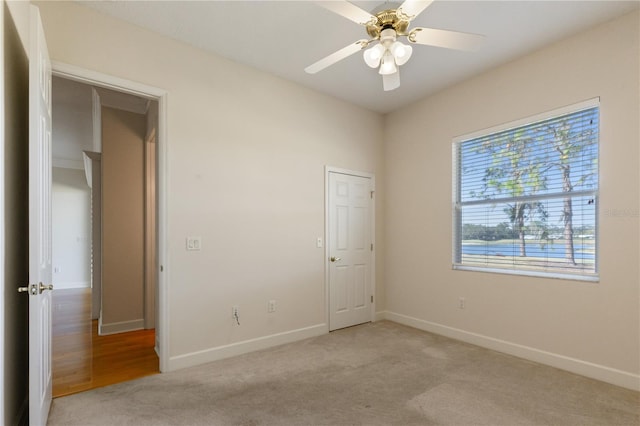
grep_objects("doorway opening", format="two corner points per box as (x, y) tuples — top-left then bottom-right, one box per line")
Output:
(50, 74), (161, 396)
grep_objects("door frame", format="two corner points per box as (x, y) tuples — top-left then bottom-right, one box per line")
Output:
(0, 3), (5, 422)
(51, 61), (170, 372)
(324, 166), (376, 331)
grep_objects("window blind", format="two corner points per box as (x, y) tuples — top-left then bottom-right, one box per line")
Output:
(453, 102), (599, 280)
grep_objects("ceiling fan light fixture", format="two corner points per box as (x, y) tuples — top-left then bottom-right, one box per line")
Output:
(391, 41), (412, 65)
(363, 43), (384, 68)
(383, 71), (400, 91)
(307, 0), (484, 93)
(378, 51), (397, 75)
(379, 28), (397, 46)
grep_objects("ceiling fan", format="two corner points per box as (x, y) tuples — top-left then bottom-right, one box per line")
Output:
(305, 0), (484, 91)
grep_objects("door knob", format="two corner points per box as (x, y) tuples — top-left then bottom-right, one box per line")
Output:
(39, 282), (54, 293)
(330, 257), (341, 262)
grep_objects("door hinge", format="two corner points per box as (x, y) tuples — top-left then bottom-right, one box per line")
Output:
(371, 295), (374, 303)
(370, 191), (374, 199)
(371, 243), (373, 251)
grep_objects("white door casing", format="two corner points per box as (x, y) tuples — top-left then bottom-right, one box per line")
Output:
(327, 169), (373, 331)
(28, 5), (53, 425)
(51, 61), (169, 372)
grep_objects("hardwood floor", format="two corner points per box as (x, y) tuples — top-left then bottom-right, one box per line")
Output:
(52, 288), (159, 397)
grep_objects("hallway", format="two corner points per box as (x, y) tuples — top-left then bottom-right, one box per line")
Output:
(52, 288), (159, 397)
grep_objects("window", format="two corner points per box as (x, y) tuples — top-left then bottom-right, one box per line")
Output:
(453, 99), (599, 281)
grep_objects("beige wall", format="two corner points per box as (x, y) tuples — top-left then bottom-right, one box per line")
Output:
(101, 106), (146, 332)
(384, 10), (639, 387)
(2, 1), (30, 423)
(35, 0), (385, 364)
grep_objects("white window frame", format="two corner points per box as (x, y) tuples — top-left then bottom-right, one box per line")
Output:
(452, 98), (600, 282)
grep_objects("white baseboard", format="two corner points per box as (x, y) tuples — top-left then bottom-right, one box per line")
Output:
(374, 311), (386, 322)
(53, 280), (90, 290)
(380, 311), (640, 392)
(168, 323), (327, 372)
(99, 318), (144, 335)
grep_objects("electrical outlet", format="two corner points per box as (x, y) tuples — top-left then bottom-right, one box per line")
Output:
(268, 300), (277, 313)
(459, 297), (465, 309)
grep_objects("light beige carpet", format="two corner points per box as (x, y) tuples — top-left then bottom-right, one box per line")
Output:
(48, 321), (639, 425)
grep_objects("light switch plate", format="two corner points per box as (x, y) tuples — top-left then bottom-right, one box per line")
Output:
(186, 236), (201, 251)
(316, 237), (323, 248)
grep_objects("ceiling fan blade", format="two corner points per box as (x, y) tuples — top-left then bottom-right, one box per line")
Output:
(305, 40), (369, 74)
(314, 1), (377, 26)
(408, 27), (484, 51)
(383, 72), (400, 91)
(398, 0), (435, 21)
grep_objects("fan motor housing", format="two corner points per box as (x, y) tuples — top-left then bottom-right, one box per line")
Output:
(366, 9), (410, 38)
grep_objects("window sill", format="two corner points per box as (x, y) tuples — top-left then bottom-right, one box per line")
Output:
(453, 264), (600, 283)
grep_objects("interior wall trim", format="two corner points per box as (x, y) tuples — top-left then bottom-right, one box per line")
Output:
(99, 319), (145, 336)
(374, 311), (386, 322)
(167, 323), (327, 372)
(380, 311), (640, 391)
(51, 60), (170, 372)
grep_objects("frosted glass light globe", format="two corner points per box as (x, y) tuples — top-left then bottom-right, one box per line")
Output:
(363, 44), (385, 68)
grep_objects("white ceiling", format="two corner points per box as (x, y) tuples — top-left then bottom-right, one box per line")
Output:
(80, 1), (638, 114)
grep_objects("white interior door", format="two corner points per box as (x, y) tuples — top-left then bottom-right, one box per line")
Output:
(328, 172), (372, 331)
(28, 5), (53, 425)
